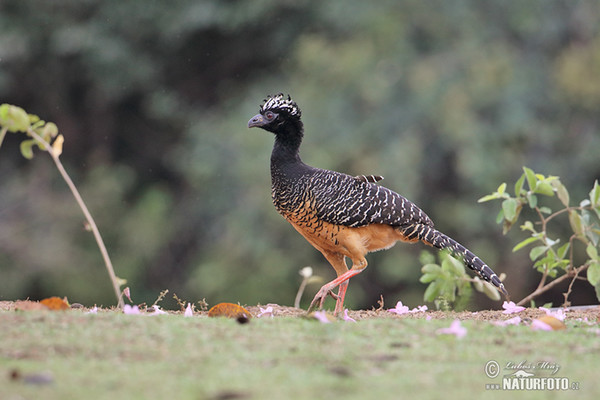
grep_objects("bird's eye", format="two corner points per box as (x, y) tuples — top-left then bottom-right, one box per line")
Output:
(265, 111), (275, 120)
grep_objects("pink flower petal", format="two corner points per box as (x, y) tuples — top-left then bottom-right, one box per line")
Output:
(146, 305), (167, 315)
(342, 309), (356, 322)
(87, 306), (98, 314)
(410, 305), (428, 313)
(184, 303), (194, 317)
(539, 307), (566, 321)
(531, 319), (553, 331)
(313, 311), (331, 324)
(436, 319), (467, 338)
(257, 306), (274, 318)
(123, 304), (140, 315)
(388, 301), (410, 315)
(502, 301), (525, 314)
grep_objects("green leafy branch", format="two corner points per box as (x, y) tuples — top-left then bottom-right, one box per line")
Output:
(478, 167), (600, 306)
(0, 104), (124, 307)
(419, 250), (502, 310)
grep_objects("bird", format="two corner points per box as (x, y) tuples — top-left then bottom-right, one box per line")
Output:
(248, 93), (508, 315)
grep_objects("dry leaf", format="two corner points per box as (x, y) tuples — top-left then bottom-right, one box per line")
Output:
(40, 296), (70, 310)
(208, 303), (252, 320)
(537, 315), (567, 330)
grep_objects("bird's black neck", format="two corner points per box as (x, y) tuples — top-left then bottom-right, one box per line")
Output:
(270, 121), (304, 168)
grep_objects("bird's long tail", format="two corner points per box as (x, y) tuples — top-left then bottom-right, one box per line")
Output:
(401, 223), (508, 296)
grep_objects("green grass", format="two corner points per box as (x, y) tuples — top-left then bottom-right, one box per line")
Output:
(1, 310), (599, 400)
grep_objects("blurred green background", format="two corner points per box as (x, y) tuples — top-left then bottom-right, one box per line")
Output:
(1, 0), (599, 310)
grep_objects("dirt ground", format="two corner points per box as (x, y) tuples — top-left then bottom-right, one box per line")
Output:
(1, 300), (598, 323)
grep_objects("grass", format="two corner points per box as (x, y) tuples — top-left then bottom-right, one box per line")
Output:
(1, 308), (599, 400)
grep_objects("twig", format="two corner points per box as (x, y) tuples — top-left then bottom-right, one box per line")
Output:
(27, 128), (123, 307)
(294, 277), (309, 309)
(562, 262), (586, 307)
(0, 127), (7, 148)
(516, 264), (589, 307)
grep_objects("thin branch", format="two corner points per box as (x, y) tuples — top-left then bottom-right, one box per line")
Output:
(27, 128), (123, 307)
(562, 262), (585, 307)
(0, 127), (7, 148)
(516, 263), (589, 307)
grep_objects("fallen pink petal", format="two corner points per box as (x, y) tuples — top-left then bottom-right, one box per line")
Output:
(436, 319), (467, 338)
(388, 301), (410, 315)
(502, 301), (525, 314)
(531, 319), (553, 331)
(313, 311), (331, 324)
(148, 305), (168, 315)
(257, 306), (274, 318)
(539, 307), (566, 321)
(342, 309), (356, 322)
(86, 306), (98, 314)
(184, 303), (194, 317)
(410, 305), (428, 313)
(123, 304), (140, 315)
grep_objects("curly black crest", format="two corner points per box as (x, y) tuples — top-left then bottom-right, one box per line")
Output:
(260, 93), (301, 118)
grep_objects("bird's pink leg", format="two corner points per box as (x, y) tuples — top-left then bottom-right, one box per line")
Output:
(308, 268), (363, 315)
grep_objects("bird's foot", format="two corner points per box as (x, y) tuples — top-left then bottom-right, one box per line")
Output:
(307, 285), (338, 313)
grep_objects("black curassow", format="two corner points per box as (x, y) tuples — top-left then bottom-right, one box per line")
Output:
(248, 94), (507, 315)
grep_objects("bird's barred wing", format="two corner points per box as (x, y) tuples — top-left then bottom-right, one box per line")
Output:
(354, 174), (384, 183)
(308, 170), (433, 228)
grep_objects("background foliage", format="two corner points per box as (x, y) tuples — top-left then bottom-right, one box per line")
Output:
(1, 0), (599, 309)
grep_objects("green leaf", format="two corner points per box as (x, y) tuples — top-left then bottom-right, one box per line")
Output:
(442, 255), (465, 276)
(523, 167), (537, 191)
(529, 245), (548, 261)
(482, 281), (501, 301)
(41, 122), (59, 142)
(534, 181), (555, 197)
(0, 104), (30, 133)
(520, 221), (535, 233)
(419, 251), (436, 265)
(526, 193), (537, 209)
(586, 243), (598, 260)
(423, 281), (441, 302)
(554, 182), (569, 206)
(514, 174), (526, 197)
(568, 210), (585, 239)
(19, 139), (37, 159)
(420, 274), (437, 283)
(587, 262), (600, 286)
(590, 180), (600, 208)
(497, 182), (506, 195)
(421, 263), (442, 275)
(502, 198), (518, 221)
(472, 277), (484, 292)
(439, 280), (456, 302)
(512, 236), (539, 252)
(478, 193), (500, 203)
(496, 209), (504, 224)
(539, 206), (552, 214)
(557, 242), (570, 259)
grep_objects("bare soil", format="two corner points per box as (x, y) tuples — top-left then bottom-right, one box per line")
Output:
(2, 300), (598, 323)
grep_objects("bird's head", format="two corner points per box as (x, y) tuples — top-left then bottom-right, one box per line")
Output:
(247, 93), (302, 134)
